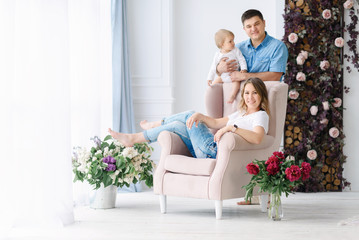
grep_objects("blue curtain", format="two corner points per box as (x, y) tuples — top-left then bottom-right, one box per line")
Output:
(111, 0), (140, 192)
(111, 0), (135, 134)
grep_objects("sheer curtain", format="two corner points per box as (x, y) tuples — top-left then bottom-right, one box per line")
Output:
(0, 0), (74, 233)
(0, 0), (113, 235)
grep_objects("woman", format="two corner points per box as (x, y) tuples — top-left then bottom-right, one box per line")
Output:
(109, 77), (269, 159)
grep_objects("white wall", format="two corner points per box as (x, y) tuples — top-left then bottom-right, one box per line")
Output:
(128, 0), (358, 191)
(343, 10), (359, 191)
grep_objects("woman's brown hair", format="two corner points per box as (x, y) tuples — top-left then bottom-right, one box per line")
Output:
(238, 78), (270, 115)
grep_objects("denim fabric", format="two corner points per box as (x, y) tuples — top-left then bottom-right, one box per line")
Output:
(143, 111), (217, 158)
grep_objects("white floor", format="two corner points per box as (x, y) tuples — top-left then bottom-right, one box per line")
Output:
(4, 191), (359, 240)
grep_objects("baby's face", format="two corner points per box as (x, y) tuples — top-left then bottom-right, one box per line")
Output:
(221, 36), (235, 53)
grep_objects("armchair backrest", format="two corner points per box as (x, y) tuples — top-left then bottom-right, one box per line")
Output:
(205, 82), (288, 144)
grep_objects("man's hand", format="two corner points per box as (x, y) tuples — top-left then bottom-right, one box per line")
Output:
(230, 71), (249, 82)
(217, 57), (238, 75)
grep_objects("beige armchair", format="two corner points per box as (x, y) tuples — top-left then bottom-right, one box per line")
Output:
(153, 81), (288, 219)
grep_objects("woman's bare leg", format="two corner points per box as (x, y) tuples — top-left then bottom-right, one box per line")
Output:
(140, 120), (161, 130)
(108, 128), (147, 147)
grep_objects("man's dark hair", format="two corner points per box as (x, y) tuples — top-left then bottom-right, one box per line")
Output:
(241, 9), (264, 24)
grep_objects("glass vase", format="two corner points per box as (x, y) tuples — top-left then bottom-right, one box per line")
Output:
(268, 193), (283, 221)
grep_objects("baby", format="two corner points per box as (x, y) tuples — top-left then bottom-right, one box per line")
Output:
(207, 29), (247, 103)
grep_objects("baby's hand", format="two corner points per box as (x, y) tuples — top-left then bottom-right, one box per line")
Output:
(240, 70), (248, 73)
(207, 80), (213, 86)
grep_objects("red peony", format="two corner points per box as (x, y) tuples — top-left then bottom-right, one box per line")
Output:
(246, 163), (260, 175)
(265, 155), (278, 165)
(285, 165), (301, 182)
(266, 161), (280, 175)
(301, 162), (311, 181)
(273, 151), (285, 160)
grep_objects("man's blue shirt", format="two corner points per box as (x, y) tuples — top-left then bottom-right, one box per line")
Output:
(236, 32), (288, 81)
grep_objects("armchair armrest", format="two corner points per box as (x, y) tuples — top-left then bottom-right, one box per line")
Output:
(158, 131), (192, 156)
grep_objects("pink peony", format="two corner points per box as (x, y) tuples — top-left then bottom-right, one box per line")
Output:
(332, 98), (342, 108)
(296, 72), (306, 81)
(322, 101), (329, 111)
(320, 60), (330, 70)
(320, 118), (329, 125)
(296, 54), (306, 65)
(310, 105), (318, 116)
(265, 155), (279, 165)
(344, 0), (354, 9)
(246, 163), (260, 175)
(289, 90), (299, 100)
(285, 165), (302, 182)
(288, 33), (298, 44)
(307, 149), (317, 160)
(301, 162), (311, 181)
(322, 9), (331, 19)
(335, 37), (345, 48)
(300, 50), (308, 59)
(329, 127), (340, 138)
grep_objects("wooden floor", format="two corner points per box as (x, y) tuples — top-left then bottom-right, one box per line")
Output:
(5, 191), (359, 240)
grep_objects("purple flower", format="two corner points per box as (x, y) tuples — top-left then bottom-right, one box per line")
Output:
(105, 163), (116, 172)
(102, 156), (116, 164)
(91, 136), (102, 148)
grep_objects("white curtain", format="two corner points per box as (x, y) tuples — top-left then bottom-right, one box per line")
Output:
(0, 0), (112, 235)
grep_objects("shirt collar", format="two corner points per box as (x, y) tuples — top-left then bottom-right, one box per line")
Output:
(246, 32), (270, 49)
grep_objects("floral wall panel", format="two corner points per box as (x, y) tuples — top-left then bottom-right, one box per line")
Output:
(282, 0), (357, 192)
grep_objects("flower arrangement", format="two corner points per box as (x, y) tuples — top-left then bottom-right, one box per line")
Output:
(72, 135), (155, 190)
(243, 151), (311, 199)
(243, 151), (311, 220)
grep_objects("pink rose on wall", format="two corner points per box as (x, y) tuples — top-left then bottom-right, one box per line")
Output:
(300, 50), (308, 59)
(322, 9), (331, 19)
(307, 149), (317, 160)
(296, 55), (306, 65)
(329, 127), (340, 138)
(288, 33), (298, 44)
(335, 37), (345, 48)
(332, 98), (342, 108)
(289, 90), (299, 100)
(322, 101), (329, 110)
(320, 118), (329, 125)
(344, 0), (354, 9)
(310, 105), (318, 116)
(296, 72), (306, 81)
(320, 60), (330, 70)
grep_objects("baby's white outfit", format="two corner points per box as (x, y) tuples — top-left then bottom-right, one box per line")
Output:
(207, 47), (247, 83)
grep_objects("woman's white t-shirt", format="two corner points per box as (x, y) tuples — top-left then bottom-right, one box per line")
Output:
(226, 110), (269, 134)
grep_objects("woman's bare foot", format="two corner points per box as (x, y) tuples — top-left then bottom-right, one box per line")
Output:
(140, 120), (161, 130)
(108, 128), (134, 147)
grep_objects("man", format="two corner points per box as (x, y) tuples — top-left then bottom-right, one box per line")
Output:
(217, 9), (288, 82)
(218, 10), (288, 206)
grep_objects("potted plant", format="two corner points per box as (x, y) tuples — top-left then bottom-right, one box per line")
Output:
(72, 135), (155, 209)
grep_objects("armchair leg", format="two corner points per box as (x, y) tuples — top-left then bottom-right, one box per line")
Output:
(215, 200), (223, 220)
(159, 195), (167, 214)
(260, 194), (269, 213)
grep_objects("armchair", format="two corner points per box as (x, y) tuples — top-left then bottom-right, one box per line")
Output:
(153, 81), (288, 219)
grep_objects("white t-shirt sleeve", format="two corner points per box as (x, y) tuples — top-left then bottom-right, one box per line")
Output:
(252, 111), (269, 134)
(207, 51), (221, 81)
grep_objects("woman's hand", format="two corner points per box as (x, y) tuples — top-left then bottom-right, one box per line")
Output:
(214, 126), (230, 142)
(186, 112), (204, 129)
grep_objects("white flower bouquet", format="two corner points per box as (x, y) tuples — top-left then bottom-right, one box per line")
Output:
(72, 135), (155, 189)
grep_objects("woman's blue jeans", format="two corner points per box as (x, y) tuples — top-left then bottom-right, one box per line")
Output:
(143, 111), (217, 158)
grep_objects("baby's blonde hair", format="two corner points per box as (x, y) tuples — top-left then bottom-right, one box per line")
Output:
(214, 29), (234, 49)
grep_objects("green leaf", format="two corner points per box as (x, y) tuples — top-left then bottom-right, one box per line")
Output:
(104, 135), (112, 141)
